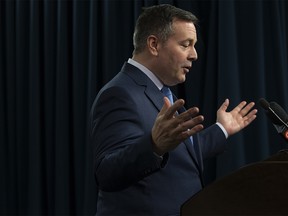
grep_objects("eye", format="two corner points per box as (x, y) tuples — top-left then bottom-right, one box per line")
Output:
(181, 43), (189, 48)
(181, 40), (193, 48)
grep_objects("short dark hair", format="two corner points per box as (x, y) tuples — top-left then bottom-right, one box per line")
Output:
(133, 4), (198, 54)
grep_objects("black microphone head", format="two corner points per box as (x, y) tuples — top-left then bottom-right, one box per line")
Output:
(258, 98), (270, 110)
(270, 102), (288, 123)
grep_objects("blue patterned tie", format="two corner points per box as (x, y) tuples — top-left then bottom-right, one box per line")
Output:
(161, 86), (173, 104)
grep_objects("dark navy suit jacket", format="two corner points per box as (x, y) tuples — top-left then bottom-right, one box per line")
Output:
(90, 62), (227, 215)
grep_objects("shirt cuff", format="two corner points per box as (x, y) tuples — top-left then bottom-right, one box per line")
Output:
(216, 122), (229, 139)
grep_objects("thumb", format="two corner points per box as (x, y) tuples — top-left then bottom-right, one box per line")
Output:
(219, 98), (229, 112)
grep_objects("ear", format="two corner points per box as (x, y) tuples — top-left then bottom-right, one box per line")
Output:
(147, 35), (159, 56)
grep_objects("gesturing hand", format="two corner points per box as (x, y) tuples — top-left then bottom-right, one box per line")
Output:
(152, 97), (204, 155)
(216, 99), (257, 137)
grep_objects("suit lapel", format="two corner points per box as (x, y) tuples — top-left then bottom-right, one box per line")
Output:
(121, 62), (164, 112)
(144, 82), (164, 111)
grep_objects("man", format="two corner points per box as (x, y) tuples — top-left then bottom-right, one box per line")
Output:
(90, 4), (257, 215)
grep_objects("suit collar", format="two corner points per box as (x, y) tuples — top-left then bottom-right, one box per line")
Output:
(127, 58), (163, 90)
(121, 62), (164, 111)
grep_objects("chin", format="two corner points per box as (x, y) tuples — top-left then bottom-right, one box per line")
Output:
(170, 76), (186, 85)
(179, 76), (186, 83)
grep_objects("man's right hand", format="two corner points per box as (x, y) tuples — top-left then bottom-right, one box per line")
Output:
(151, 97), (204, 155)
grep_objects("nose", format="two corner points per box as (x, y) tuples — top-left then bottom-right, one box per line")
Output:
(188, 47), (198, 61)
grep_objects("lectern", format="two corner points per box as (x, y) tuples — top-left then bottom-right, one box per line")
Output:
(181, 150), (288, 215)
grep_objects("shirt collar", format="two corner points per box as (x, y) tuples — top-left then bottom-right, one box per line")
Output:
(127, 58), (163, 90)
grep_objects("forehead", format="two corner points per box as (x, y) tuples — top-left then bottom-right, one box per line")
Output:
(171, 19), (197, 40)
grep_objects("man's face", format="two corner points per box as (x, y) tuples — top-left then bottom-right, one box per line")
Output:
(155, 19), (198, 86)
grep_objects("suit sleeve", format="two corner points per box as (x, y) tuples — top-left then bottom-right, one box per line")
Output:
(90, 86), (168, 192)
(197, 124), (228, 159)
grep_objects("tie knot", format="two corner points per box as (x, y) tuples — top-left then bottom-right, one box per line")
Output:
(161, 86), (173, 104)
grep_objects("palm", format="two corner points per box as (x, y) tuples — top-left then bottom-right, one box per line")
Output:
(216, 99), (257, 136)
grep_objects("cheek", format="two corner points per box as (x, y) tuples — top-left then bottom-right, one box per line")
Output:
(166, 53), (181, 68)
(160, 49), (185, 73)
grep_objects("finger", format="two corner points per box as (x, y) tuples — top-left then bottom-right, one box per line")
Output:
(239, 102), (256, 116)
(175, 107), (200, 123)
(171, 115), (204, 138)
(164, 99), (185, 119)
(179, 124), (204, 140)
(177, 115), (204, 132)
(243, 113), (257, 127)
(166, 106), (202, 130)
(236, 101), (248, 112)
(158, 97), (172, 115)
(243, 109), (258, 122)
(240, 107), (257, 126)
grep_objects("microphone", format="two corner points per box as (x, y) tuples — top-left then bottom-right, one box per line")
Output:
(258, 98), (288, 142)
